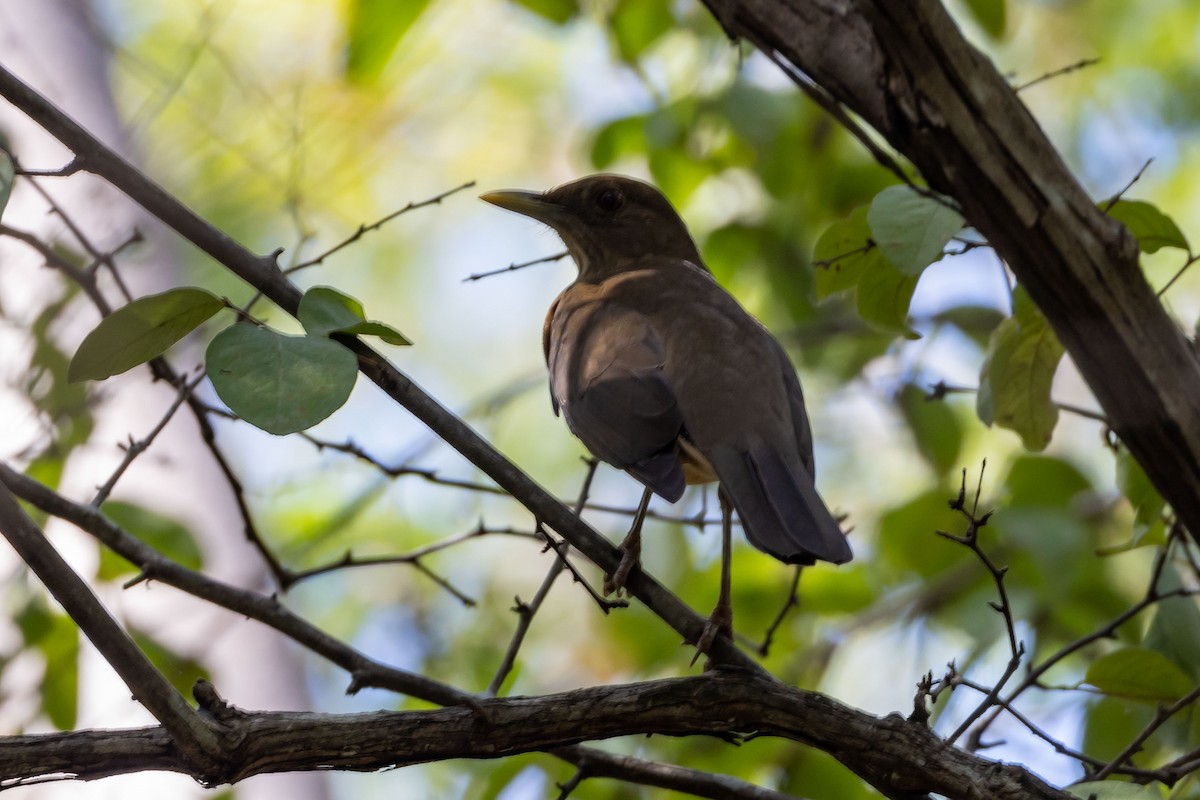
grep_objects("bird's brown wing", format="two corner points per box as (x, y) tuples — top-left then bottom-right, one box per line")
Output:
(547, 289), (687, 502)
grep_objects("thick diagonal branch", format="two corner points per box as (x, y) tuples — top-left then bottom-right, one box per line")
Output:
(701, 0), (1200, 535)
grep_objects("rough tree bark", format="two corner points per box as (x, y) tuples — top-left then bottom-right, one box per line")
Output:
(700, 0), (1200, 534)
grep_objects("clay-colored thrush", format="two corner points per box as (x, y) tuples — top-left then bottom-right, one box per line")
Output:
(482, 174), (851, 655)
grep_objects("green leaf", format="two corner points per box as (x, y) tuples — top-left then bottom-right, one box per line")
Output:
(97, 501), (203, 580)
(963, 0), (1006, 38)
(1004, 454), (1091, 508)
(590, 115), (646, 170)
(1105, 199), (1189, 254)
(856, 259), (920, 338)
(1085, 646), (1194, 703)
(298, 286), (411, 345)
(510, 0), (577, 25)
(17, 600), (78, 730)
(812, 207), (878, 299)
(610, 0), (673, 63)
(977, 287), (1065, 450)
(0, 148), (13, 222)
(335, 320), (411, 345)
(867, 185), (965, 275)
(1144, 567), (1200, 681)
(344, 0), (432, 84)
(1116, 449), (1166, 548)
(1069, 781), (1162, 800)
(68, 288), (223, 383)
(206, 325), (358, 435)
(1083, 696), (1154, 763)
(898, 383), (964, 475)
(298, 286), (366, 336)
(133, 631), (208, 697)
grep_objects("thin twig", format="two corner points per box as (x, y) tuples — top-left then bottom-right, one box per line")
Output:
(286, 181), (476, 275)
(488, 459), (600, 696)
(1013, 58), (1102, 93)
(463, 251), (569, 282)
(1090, 682), (1200, 782)
(756, 566), (802, 657)
(90, 371), (205, 507)
(938, 463), (1028, 747)
(1101, 158), (1154, 213)
(927, 380), (1108, 423)
(1157, 252), (1200, 298)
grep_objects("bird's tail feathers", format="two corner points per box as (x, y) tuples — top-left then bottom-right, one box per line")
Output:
(710, 444), (852, 565)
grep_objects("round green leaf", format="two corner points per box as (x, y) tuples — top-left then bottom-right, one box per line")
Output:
(68, 287), (224, 382)
(299, 286), (412, 345)
(897, 383), (964, 475)
(1105, 198), (1189, 254)
(1084, 646), (1194, 703)
(867, 185), (965, 275)
(298, 286), (366, 336)
(206, 325), (357, 435)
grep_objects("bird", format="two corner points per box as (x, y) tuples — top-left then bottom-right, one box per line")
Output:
(481, 174), (851, 658)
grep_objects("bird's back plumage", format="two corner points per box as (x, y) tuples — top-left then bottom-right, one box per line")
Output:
(546, 258), (851, 565)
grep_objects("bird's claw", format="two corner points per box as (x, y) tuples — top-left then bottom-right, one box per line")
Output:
(603, 548), (639, 597)
(689, 605), (734, 669)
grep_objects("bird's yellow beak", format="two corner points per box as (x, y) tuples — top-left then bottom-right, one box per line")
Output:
(480, 190), (559, 223)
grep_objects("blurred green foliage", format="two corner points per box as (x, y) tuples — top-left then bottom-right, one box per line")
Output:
(8, 0), (1200, 797)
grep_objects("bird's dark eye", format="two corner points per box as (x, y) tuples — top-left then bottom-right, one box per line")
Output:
(595, 187), (624, 213)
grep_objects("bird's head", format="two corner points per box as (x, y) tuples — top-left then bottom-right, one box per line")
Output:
(481, 174), (703, 282)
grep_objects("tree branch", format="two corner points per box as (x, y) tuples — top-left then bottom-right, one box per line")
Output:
(699, 0), (1200, 539)
(0, 671), (1073, 800)
(0, 61), (753, 671)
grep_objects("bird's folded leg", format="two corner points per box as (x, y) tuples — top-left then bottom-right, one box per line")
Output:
(691, 490), (735, 667)
(604, 486), (653, 597)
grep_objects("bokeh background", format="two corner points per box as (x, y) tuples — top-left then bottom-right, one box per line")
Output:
(2, 0), (1199, 797)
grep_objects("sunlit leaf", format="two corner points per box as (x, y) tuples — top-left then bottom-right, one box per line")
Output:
(298, 286), (411, 345)
(977, 287), (1064, 450)
(1085, 646), (1193, 703)
(298, 285), (366, 336)
(510, 0), (577, 25)
(898, 383), (964, 475)
(590, 115), (646, 169)
(68, 288), (223, 382)
(812, 207), (877, 298)
(0, 148), (13, 222)
(1115, 449), (1166, 548)
(610, 0), (673, 63)
(963, 0), (1006, 38)
(867, 185), (964, 275)
(97, 501), (203, 580)
(206, 324), (357, 435)
(1105, 198), (1189, 254)
(856, 259), (920, 338)
(344, 0), (432, 84)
